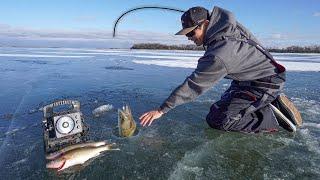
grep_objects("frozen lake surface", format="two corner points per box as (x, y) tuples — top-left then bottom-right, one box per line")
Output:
(0, 47), (319, 179)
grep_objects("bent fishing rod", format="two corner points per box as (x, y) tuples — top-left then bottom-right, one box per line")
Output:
(112, 6), (185, 37)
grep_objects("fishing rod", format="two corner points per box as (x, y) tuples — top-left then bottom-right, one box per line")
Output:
(112, 6), (185, 37)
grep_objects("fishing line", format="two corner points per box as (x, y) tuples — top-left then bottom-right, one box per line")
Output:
(113, 6), (185, 37)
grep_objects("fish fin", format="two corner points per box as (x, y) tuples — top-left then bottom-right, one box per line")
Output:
(46, 153), (60, 160)
(57, 158), (67, 172)
(127, 105), (132, 114)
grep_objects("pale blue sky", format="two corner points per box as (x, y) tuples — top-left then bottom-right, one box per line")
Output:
(0, 0), (319, 47)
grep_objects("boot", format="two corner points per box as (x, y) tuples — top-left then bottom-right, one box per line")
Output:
(271, 93), (303, 132)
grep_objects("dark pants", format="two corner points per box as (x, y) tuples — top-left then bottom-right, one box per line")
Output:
(206, 73), (285, 133)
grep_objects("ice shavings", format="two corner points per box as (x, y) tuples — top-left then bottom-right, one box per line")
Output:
(291, 98), (320, 115)
(92, 104), (114, 117)
(302, 123), (320, 129)
(298, 129), (320, 154)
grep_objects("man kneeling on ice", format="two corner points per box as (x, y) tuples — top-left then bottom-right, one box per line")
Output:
(140, 6), (302, 133)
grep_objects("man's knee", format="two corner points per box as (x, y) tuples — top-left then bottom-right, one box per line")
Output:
(206, 103), (244, 131)
(206, 104), (229, 130)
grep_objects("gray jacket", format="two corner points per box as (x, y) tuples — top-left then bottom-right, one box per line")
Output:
(160, 6), (280, 113)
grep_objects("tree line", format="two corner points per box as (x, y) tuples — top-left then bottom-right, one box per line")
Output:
(131, 43), (320, 53)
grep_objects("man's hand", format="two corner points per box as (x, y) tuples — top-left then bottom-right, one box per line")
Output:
(139, 110), (164, 127)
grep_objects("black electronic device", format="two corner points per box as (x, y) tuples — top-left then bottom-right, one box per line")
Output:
(42, 100), (88, 153)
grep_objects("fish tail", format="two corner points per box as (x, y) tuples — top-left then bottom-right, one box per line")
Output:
(100, 143), (120, 151)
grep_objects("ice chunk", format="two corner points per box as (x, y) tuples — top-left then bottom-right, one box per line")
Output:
(92, 104), (113, 117)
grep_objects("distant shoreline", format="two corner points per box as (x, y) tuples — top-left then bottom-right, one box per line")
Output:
(131, 43), (320, 53)
(1, 45), (320, 54)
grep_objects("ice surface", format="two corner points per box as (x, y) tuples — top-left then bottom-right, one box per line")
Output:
(0, 47), (319, 179)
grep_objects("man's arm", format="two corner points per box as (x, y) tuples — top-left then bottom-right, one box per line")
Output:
(159, 55), (228, 113)
(140, 55), (228, 126)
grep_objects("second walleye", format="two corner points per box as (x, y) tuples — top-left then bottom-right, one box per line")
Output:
(46, 143), (119, 171)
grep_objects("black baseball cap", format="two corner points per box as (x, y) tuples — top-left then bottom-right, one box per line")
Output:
(175, 6), (209, 35)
